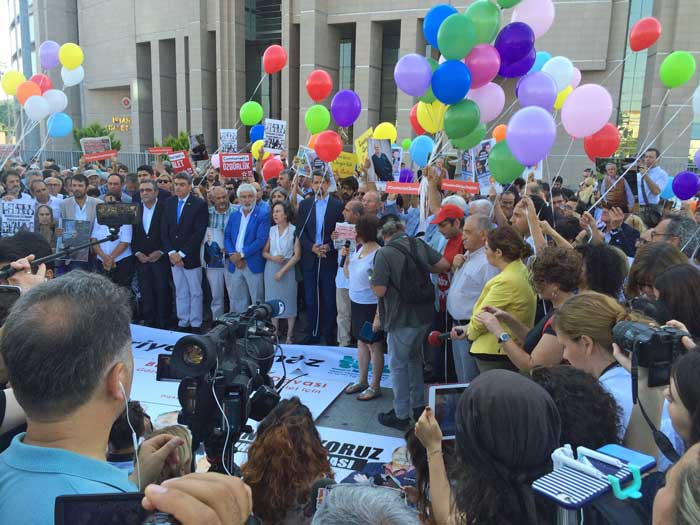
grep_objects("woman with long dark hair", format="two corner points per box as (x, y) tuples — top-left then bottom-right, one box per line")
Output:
(653, 264), (700, 337)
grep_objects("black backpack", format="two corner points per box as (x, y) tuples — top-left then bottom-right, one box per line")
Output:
(385, 236), (435, 305)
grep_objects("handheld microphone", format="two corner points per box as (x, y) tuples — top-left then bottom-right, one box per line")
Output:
(428, 329), (463, 347)
(339, 240), (351, 266)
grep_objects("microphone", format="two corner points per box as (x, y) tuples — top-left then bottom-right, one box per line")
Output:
(339, 240), (351, 267)
(248, 300), (286, 320)
(428, 329), (463, 347)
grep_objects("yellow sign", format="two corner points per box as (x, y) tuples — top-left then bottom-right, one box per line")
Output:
(106, 116), (132, 133)
(331, 152), (357, 179)
(354, 127), (374, 166)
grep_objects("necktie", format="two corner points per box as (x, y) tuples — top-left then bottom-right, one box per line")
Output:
(177, 199), (185, 223)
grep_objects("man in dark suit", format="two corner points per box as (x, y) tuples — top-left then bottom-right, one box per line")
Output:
(132, 179), (171, 328)
(296, 170), (344, 345)
(161, 172), (208, 332)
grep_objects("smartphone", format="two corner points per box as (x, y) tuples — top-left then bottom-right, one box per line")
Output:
(358, 321), (380, 344)
(428, 384), (470, 440)
(0, 285), (21, 326)
(156, 354), (187, 382)
(55, 493), (180, 525)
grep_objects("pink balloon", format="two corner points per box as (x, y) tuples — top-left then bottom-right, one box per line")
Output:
(511, 0), (556, 39)
(467, 82), (506, 123)
(464, 45), (501, 90)
(571, 67), (581, 88)
(211, 153), (220, 169)
(561, 84), (613, 139)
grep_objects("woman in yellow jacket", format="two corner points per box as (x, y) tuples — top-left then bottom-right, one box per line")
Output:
(452, 225), (536, 373)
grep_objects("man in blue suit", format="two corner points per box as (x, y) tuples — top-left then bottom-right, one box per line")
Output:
(224, 183), (269, 313)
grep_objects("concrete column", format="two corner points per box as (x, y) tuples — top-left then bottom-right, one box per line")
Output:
(159, 39), (179, 139)
(215, 0), (246, 130)
(175, 31), (190, 133)
(187, 0), (207, 135)
(151, 40), (163, 143)
(281, 0), (300, 149)
(396, 18), (423, 143)
(353, 20), (383, 136)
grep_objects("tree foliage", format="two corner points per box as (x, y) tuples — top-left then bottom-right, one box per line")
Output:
(72, 122), (122, 151)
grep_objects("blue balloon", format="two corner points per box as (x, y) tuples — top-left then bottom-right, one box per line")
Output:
(410, 135), (435, 167)
(660, 177), (675, 200)
(423, 4), (458, 49)
(529, 51), (551, 74)
(47, 112), (73, 138)
(432, 60), (472, 105)
(250, 124), (265, 142)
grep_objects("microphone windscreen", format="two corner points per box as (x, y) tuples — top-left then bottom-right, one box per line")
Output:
(266, 299), (285, 317)
(427, 330), (441, 347)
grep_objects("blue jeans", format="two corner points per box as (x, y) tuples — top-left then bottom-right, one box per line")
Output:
(452, 338), (479, 383)
(387, 324), (430, 420)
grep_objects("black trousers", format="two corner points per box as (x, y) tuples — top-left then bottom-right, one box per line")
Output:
(137, 257), (172, 329)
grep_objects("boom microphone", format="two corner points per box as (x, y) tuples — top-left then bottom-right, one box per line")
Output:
(339, 240), (352, 267)
(428, 329), (463, 347)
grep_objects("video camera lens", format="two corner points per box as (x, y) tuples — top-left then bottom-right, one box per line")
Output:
(171, 335), (217, 377)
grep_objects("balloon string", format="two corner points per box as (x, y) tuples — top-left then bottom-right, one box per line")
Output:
(553, 137), (576, 181)
(0, 119), (39, 168)
(599, 56), (629, 86)
(487, 100), (518, 134)
(250, 73), (268, 101)
(636, 89), (670, 153)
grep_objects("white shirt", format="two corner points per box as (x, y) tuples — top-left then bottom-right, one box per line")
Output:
(446, 246), (499, 321)
(348, 248), (378, 305)
(91, 220), (133, 263)
(141, 200), (158, 235)
(269, 224), (296, 258)
(637, 166), (669, 205)
(235, 206), (255, 253)
(74, 199), (89, 221)
(599, 365), (633, 439)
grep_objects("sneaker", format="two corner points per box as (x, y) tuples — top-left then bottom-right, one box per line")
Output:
(378, 409), (411, 431)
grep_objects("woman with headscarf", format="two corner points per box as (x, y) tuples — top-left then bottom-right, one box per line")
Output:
(415, 370), (561, 525)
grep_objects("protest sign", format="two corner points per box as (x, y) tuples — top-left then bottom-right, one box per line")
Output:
(523, 161), (543, 181)
(390, 145), (402, 181)
(333, 221), (356, 250)
(459, 150), (474, 181)
(219, 129), (238, 153)
(56, 219), (92, 261)
(200, 227), (226, 268)
(385, 181), (420, 195)
(473, 138), (496, 195)
(0, 144), (15, 157)
(366, 139), (393, 182)
(168, 150), (194, 175)
(148, 147), (173, 155)
(354, 127), (374, 165)
(80, 136), (111, 155)
(190, 134), (209, 161)
(264, 118), (287, 154)
(82, 149), (118, 163)
(441, 179), (480, 195)
(220, 153), (253, 179)
(0, 200), (35, 236)
(294, 147), (313, 177)
(331, 151), (357, 179)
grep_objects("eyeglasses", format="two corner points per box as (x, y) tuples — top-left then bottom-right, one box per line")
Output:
(157, 178), (171, 183)
(650, 231), (674, 240)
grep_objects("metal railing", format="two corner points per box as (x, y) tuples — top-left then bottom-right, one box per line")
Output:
(21, 149), (154, 171)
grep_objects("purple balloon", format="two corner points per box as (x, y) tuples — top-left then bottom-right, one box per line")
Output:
(499, 47), (536, 78)
(39, 40), (60, 70)
(694, 149), (700, 170)
(394, 54), (433, 97)
(494, 22), (535, 64)
(517, 71), (558, 109)
(672, 171), (700, 200)
(399, 169), (415, 183)
(506, 106), (557, 167)
(331, 90), (362, 128)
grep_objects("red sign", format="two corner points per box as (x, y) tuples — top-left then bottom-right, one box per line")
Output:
(441, 179), (480, 195)
(148, 147), (173, 155)
(385, 182), (421, 195)
(82, 149), (118, 162)
(220, 153), (253, 179)
(168, 150), (194, 175)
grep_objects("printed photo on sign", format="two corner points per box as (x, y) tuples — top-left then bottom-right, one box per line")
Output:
(0, 200), (35, 236)
(190, 134), (209, 162)
(56, 219), (92, 261)
(523, 161), (543, 182)
(80, 136), (112, 155)
(294, 147), (313, 178)
(390, 145), (402, 181)
(201, 227), (225, 268)
(366, 139), (393, 183)
(459, 150), (475, 181)
(219, 129), (238, 153)
(264, 118), (287, 154)
(473, 138), (496, 195)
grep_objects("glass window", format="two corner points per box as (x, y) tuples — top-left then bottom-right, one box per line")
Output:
(29, 14), (34, 42)
(339, 39), (355, 91)
(379, 23), (400, 125)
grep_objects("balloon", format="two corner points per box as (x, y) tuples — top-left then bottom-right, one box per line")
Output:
(467, 82), (505, 123)
(570, 67), (582, 88)
(541, 56), (574, 91)
(43, 89), (68, 114)
(330, 89), (362, 127)
(629, 17), (662, 52)
(660, 178), (675, 200)
(263, 45), (287, 74)
(511, 0), (555, 39)
(410, 104), (427, 135)
(695, 149), (700, 170)
(437, 14), (476, 61)
(263, 157), (285, 180)
(423, 4), (458, 48)
(314, 130), (343, 162)
(583, 123), (621, 161)
(30, 74), (52, 94)
(251, 140), (270, 160)
(399, 169), (415, 183)
(419, 58), (439, 103)
(39, 40), (60, 69)
(506, 106), (557, 166)
(58, 43), (84, 70)
(250, 124), (265, 142)
(499, 47), (536, 78)
(61, 65), (84, 87)
(659, 51), (697, 89)
(416, 100), (447, 134)
(494, 22), (535, 64)
(305, 104), (331, 134)
(672, 171), (700, 200)
(210, 154), (220, 169)
(394, 54), (433, 97)
(374, 122), (398, 143)
(498, 0), (523, 7)
(553, 85), (573, 110)
(465, 0), (501, 45)
(240, 101), (264, 126)
(444, 100), (481, 140)
(306, 70), (333, 101)
(432, 60), (472, 105)
(529, 51), (551, 74)
(24, 95), (50, 121)
(561, 84), (613, 138)
(15, 81), (41, 105)
(492, 124), (507, 142)
(308, 134), (318, 149)
(489, 141), (525, 184)
(464, 44), (501, 89)
(1, 71), (26, 96)
(409, 135), (435, 167)
(452, 123), (487, 150)
(401, 138), (412, 150)
(46, 112), (73, 138)
(517, 71), (557, 109)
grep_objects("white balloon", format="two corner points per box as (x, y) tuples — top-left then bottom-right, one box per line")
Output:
(43, 89), (68, 114)
(541, 56), (574, 92)
(61, 65), (84, 87)
(24, 95), (51, 121)
(693, 85), (700, 115)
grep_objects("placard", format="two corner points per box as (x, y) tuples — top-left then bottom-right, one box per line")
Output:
(56, 219), (92, 261)
(83, 149), (118, 163)
(441, 179), (480, 195)
(385, 182), (420, 195)
(333, 222), (357, 250)
(293, 147), (313, 178)
(459, 150), (474, 181)
(148, 147), (173, 155)
(366, 139), (393, 183)
(391, 145), (403, 181)
(190, 134), (209, 162)
(220, 153), (253, 179)
(0, 144), (16, 157)
(473, 138), (496, 195)
(80, 136), (112, 155)
(219, 129), (238, 153)
(168, 150), (194, 175)
(263, 119), (287, 154)
(354, 127), (374, 165)
(523, 161), (543, 181)
(0, 200), (35, 236)
(331, 152), (357, 179)
(201, 227), (226, 268)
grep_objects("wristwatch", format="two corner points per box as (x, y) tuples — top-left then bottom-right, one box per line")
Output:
(497, 332), (511, 344)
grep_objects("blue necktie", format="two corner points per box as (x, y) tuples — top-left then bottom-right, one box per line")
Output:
(177, 199), (185, 223)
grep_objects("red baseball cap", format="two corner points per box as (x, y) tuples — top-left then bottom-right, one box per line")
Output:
(430, 204), (465, 224)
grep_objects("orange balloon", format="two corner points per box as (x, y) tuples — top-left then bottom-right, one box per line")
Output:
(16, 80), (41, 106)
(308, 133), (318, 149)
(492, 124), (507, 143)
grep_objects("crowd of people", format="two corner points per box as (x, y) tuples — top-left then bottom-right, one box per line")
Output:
(2, 144), (700, 524)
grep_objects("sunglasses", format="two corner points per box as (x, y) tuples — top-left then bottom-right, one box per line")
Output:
(157, 178), (171, 183)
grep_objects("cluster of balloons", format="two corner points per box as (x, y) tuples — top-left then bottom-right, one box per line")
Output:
(239, 44), (289, 130)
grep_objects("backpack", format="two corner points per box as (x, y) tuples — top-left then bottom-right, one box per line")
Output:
(385, 236), (435, 305)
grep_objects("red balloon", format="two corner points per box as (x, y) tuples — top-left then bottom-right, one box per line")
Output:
(314, 130), (343, 162)
(409, 104), (426, 136)
(30, 74), (52, 94)
(262, 157), (285, 180)
(583, 123), (621, 161)
(306, 70), (333, 102)
(629, 17), (662, 52)
(263, 45), (287, 74)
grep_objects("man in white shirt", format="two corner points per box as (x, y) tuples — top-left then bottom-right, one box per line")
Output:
(204, 187), (236, 319)
(30, 180), (61, 222)
(447, 214), (499, 382)
(91, 194), (134, 289)
(637, 147), (669, 215)
(44, 177), (64, 199)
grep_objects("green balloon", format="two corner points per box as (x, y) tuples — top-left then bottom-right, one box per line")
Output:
(465, 0), (501, 45)
(305, 104), (331, 134)
(444, 100), (481, 140)
(437, 14), (476, 61)
(659, 51), (697, 89)
(401, 138), (412, 150)
(489, 141), (525, 184)
(497, 0), (522, 8)
(419, 58), (439, 104)
(451, 123), (487, 150)
(240, 101), (263, 126)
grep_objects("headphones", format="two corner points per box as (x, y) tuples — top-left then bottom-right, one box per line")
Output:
(119, 381), (142, 489)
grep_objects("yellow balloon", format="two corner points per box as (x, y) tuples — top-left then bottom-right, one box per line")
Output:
(374, 122), (397, 143)
(554, 85), (573, 111)
(251, 139), (270, 160)
(1, 71), (26, 96)
(416, 100), (446, 134)
(59, 42), (84, 70)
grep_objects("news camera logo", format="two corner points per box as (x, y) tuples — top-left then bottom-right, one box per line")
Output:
(337, 356), (390, 376)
